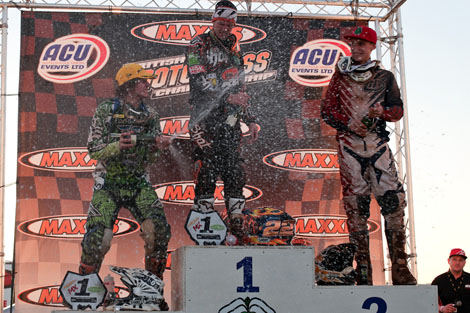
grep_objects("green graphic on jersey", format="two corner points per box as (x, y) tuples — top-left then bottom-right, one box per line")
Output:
(188, 53), (200, 66)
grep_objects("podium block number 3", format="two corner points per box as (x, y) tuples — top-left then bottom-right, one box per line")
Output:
(236, 257), (260, 293)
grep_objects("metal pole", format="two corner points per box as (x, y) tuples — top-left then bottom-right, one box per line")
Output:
(374, 19), (393, 285)
(395, 8), (418, 279)
(0, 5), (7, 310)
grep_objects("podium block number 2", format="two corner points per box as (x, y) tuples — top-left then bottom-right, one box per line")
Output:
(362, 297), (387, 313)
(236, 257), (260, 293)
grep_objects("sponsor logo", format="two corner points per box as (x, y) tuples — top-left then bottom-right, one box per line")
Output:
(37, 34), (110, 84)
(160, 116), (253, 139)
(219, 297), (276, 313)
(19, 285), (64, 307)
(18, 148), (96, 172)
(154, 181), (262, 205)
(139, 50), (277, 99)
(19, 285), (129, 307)
(131, 21), (266, 46)
(263, 149), (339, 173)
(294, 214), (380, 238)
(244, 49), (277, 84)
(289, 39), (351, 87)
(17, 215), (140, 239)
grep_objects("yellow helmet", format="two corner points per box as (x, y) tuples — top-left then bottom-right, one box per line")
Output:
(115, 63), (157, 86)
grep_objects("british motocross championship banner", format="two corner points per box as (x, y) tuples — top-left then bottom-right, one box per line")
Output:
(15, 11), (385, 311)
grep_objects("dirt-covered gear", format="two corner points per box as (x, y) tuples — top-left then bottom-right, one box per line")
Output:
(315, 243), (357, 285)
(186, 29), (255, 230)
(115, 63), (157, 86)
(80, 98), (171, 276)
(321, 57), (414, 285)
(386, 228), (417, 285)
(225, 197), (246, 242)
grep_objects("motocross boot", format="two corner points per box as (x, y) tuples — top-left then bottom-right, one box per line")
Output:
(145, 257), (169, 311)
(386, 229), (417, 285)
(350, 230), (373, 285)
(226, 198), (246, 245)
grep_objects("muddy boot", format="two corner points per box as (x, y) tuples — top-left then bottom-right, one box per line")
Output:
(391, 262), (416, 285)
(228, 213), (245, 245)
(145, 256), (167, 280)
(350, 230), (373, 285)
(356, 263), (373, 285)
(145, 257), (169, 310)
(386, 229), (417, 285)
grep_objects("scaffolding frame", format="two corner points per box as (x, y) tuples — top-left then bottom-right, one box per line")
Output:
(0, 1), (415, 296)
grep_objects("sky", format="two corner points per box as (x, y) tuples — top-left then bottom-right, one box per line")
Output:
(1, 0), (468, 285)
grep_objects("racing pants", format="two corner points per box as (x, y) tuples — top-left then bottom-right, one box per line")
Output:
(191, 123), (246, 206)
(338, 134), (406, 284)
(79, 183), (171, 278)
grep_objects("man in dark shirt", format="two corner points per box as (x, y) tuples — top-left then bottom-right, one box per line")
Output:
(432, 249), (470, 313)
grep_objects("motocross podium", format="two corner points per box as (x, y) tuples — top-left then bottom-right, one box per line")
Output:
(56, 208), (437, 313)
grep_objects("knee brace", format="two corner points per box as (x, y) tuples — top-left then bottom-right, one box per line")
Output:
(101, 228), (114, 255)
(343, 195), (370, 233)
(343, 195), (371, 218)
(377, 190), (405, 215)
(140, 219), (156, 249)
(80, 224), (113, 271)
(383, 209), (405, 232)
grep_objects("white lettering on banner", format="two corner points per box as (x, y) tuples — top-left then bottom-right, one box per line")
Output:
(289, 39), (350, 87)
(154, 181), (262, 205)
(136, 51), (277, 99)
(37, 34), (110, 83)
(17, 215), (140, 239)
(18, 148), (97, 172)
(131, 21), (266, 46)
(263, 149), (340, 173)
(160, 116), (251, 139)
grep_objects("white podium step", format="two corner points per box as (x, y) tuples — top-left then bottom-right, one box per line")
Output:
(171, 246), (437, 313)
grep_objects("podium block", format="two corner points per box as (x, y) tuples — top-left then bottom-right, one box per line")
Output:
(171, 246), (438, 313)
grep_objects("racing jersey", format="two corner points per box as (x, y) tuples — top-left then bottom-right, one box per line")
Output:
(321, 57), (403, 142)
(87, 99), (161, 188)
(186, 31), (255, 134)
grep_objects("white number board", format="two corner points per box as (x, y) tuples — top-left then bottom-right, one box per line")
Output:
(171, 246), (437, 313)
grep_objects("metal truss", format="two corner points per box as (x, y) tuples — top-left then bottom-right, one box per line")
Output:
(0, 4), (7, 311)
(0, 0), (415, 283)
(373, 9), (417, 281)
(1, 0), (405, 20)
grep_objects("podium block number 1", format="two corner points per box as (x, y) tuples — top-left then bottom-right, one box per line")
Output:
(236, 257), (260, 293)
